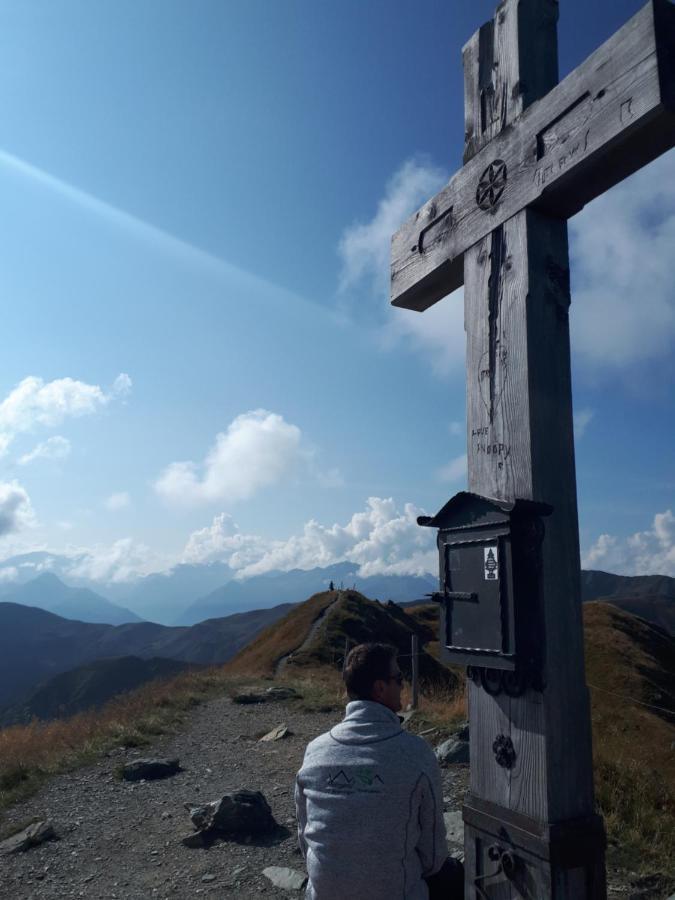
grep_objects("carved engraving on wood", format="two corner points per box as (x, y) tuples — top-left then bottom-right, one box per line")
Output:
(476, 159), (508, 210)
(414, 204), (454, 255)
(620, 97), (635, 124)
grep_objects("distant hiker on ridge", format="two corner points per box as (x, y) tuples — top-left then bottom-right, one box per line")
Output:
(295, 642), (464, 899)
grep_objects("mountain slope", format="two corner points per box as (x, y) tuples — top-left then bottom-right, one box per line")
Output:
(226, 589), (459, 693)
(0, 656), (194, 726)
(3, 573), (142, 625)
(0, 600), (294, 710)
(581, 570), (675, 634)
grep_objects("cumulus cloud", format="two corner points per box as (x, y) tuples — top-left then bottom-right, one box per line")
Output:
(182, 513), (268, 568)
(18, 435), (71, 466)
(338, 158), (465, 375)
(155, 409), (303, 507)
(104, 491), (131, 511)
(570, 150), (675, 368)
(438, 453), (468, 483)
(0, 373), (132, 456)
(0, 481), (34, 537)
(582, 509), (675, 577)
(183, 497), (436, 579)
(66, 538), (160, 583)
(573, 409), (594, 440)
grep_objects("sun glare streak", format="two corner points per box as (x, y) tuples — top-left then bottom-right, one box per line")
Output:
(0, 147), (337, 322)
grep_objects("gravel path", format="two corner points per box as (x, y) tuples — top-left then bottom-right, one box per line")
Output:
(2, 692), (665, 899)
(0, 694), (467, 900)
(275, 598), (340, 676)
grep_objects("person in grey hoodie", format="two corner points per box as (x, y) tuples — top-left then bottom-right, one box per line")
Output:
(295, 642), (464, 899)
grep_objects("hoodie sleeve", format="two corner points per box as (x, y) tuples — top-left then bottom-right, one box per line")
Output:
(294, 773), (309, 860)
(415, 754), (448, 877)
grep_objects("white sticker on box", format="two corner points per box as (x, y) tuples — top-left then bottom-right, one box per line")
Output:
(484, 545), (499, 580)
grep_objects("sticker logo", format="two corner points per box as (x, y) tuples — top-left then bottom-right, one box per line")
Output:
(484, 546), (499, 580)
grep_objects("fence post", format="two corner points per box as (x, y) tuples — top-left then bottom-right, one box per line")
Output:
(342, 637), (350, 674)
(411, 634), (419, 710)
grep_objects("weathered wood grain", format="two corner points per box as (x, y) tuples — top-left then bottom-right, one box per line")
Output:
(463, 0), (559, 163)
(392, 0), (675, 311)
(460, 3), (604, 897)
(465, 201), (595, 823)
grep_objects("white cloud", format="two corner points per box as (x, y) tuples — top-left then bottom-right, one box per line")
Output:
(182, 513), (268, 568)
(182, 497), (436, 579)
(438, 453), (468, 483)
(0, 373), (132, 456)
(573, 409), (594, 440)
(18, 435), (71, 466)
(339, 158), (447, 295)
(582, 509), (675, 577)
(66, 538), (162, 583)
(570, 150), (675, 368)
(338, 158), (465, 375)
(104, 491), (131, 511)
(112, 373), (132, 397)
(0, 481), (34, 537)
(0, 565), (18, 583)
(155, 409), (303, 507)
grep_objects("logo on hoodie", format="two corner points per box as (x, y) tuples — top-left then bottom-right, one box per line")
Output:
(326, 767), (384, 793)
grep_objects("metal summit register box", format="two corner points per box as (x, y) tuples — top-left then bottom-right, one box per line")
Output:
(418, 492), (552, 678)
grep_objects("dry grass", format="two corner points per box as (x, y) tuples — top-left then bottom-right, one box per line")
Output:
(225, 591), (336, 676)
(0, 592), (671, 882)
(583, 602), (675, 875)
(0, 666), (254, 816)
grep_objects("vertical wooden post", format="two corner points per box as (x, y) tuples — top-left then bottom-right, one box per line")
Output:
(342, 637), (350, 675)
(462, 1), (605, 897)
(411, 634), (419, 711)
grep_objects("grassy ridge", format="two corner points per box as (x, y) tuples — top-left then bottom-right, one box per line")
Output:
(0, 592), (672, 881)
(583, 602), (674, 871)
(225, 590), (336, 675)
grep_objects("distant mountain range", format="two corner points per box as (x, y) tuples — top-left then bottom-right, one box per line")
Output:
(0, 553), (234, 625)
(580, 570), (675, 635)
(0, 573), (142, 625)
(0, 600), (294, 713)
(1, 552), (673, 635)
(176, 562), (437, 625)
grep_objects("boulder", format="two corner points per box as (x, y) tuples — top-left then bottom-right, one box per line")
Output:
(259, 724), (291, 742)
(0, 821), (56, 855)
(262, 867), (308, 891)
(435, 737), (470, 766)
(185, 790), (277, 839)
(122, 758), (181, 781)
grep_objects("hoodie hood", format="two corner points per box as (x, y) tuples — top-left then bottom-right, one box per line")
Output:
(329, 700), (403, 745)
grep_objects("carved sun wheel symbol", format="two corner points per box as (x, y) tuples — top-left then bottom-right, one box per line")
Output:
(476, 159), (508, 210)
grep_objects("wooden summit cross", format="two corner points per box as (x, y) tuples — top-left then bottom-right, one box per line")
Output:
(391, 1), (675, 898)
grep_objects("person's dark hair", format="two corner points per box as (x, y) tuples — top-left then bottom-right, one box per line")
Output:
(343, 643), (397, 700)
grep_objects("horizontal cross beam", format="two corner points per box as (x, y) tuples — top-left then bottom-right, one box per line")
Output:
(391, 0), (675, 311)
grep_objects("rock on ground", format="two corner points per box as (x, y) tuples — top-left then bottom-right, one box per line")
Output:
(259, 724), (291, 742)
(262, 866), (308, 891)
(185, 790), (277, 837)
(443, 810), (464, 847)
(121, 757), (181, 781)
(0, 821), (56, 855)
(435, 737), (470, 766)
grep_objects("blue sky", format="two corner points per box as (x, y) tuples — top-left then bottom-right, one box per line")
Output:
(0, 0), (673, 584)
